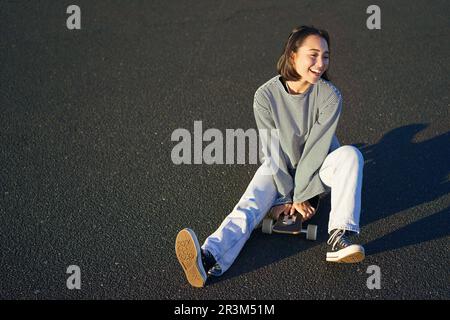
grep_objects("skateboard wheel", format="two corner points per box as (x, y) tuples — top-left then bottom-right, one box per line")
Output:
(306, 224), (318, 241)
(261, 218), (273, 234)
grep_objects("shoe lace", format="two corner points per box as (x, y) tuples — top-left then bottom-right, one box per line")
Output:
(327, 229), (351, 251)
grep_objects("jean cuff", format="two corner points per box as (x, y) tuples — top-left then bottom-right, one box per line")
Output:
(328, 224), (360, 235)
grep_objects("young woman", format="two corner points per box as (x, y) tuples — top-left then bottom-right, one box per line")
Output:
(175, 25), (365, 288)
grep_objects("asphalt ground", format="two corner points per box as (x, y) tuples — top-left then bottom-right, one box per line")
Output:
(0, 0), (449, 299)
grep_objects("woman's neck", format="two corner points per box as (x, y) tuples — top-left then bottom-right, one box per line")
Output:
(286, 79), (311, 94)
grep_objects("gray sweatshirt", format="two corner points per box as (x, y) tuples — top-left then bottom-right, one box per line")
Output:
(253, 75), (342, 206)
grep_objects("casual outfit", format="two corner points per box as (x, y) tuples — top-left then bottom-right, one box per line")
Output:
(175, 76), (365, 287)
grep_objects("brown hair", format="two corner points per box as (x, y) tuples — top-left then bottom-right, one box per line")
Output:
(277, 25), (331, 81)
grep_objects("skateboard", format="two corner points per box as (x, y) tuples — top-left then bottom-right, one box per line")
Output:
(261, 195), (320, 241)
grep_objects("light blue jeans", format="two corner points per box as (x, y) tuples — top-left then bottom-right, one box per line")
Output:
(202, 145), (364, 275)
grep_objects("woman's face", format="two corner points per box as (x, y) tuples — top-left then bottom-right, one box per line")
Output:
(291, 35), (329, 84)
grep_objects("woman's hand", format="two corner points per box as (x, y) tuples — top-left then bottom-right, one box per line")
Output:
(269, 203), (292, 220)
(290, 200), (316, 221)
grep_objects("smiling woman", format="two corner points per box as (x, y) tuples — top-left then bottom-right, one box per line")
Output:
(175, 25), (366, 288)
(277, 25), (331, 94)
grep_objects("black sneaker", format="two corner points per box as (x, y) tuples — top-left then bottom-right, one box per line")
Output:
(207, 263), (222, 277)
(326, 229), (365, 263)
(175, 228), (208, 287)
(201, 248), (218, 276)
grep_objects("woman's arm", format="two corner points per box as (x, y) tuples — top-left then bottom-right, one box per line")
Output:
(293, 94), (342, 203)
(253, 92), (294, 203)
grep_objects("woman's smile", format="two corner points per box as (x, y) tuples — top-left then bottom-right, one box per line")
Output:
(309, 68), (322, 77)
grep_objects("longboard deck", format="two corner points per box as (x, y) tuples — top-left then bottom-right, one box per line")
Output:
(272, 195), (320, 235)
(272, 213), (303, 234)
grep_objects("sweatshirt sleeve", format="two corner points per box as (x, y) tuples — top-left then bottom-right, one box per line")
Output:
(293, 93), (342, 203)
(253, 92), (294, 202)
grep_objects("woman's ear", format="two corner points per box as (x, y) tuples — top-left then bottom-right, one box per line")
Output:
(290, 51), (296, 67)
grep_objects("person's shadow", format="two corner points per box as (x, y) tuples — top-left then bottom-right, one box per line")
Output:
(354, 123), (449, 255)
(208, 123), (450, 285)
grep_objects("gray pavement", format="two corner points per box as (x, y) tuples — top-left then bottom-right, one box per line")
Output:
(0, 0), (449, 299)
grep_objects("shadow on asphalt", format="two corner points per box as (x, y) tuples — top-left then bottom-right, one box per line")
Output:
(208, 123), (450, 285)
(356, 123), (450, 255)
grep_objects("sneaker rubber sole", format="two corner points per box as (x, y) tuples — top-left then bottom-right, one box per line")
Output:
(326, 244), (365, 263)
(175, 228), (207, 287)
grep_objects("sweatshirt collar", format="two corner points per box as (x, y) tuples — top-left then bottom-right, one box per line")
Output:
(277, 76), (314, 99)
